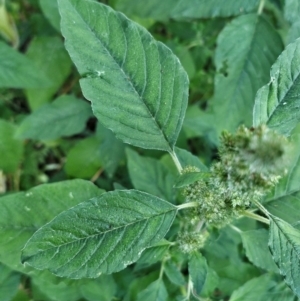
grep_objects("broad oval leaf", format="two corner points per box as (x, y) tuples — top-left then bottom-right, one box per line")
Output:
(253, 38), (300, 136)
(21, 190), (177, 278)
(269, 215), (300, 297)
(58, 0), (189, 152)
(212, 14), (283, 133)
(0, 179), (104, 272)
(16, 95), (92, 141)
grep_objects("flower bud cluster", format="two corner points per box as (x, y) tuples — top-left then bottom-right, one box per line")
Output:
(182, 125), (289, 227)
(178, 231), (209, 253)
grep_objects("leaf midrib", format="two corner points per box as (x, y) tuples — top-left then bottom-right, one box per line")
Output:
(26, 207), (177, 256)
(267, 71), (300, 125)
(69, 0), (173, 151)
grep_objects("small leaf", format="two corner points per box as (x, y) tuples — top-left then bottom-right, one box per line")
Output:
(116, 0), (176, 21)
(126, 148), (176, 202)
(135, 240), (170, 270)
(264, 130), (300, 227)
(0, 180), (104, 272)
(269, 215), (300, 297)
(16, 95), (92, 141)
(175, 147), (208, 171)
(95, 123), (125, 178)
(188, 252), (208, 296)
(0, 41), (50, 89)
(0, 264), (20, 301)
(65, 136), (102, 179)
(137, 279), (168, 301)
(174, 171), (209, 188)
(229, 273), (295, 301)
(164, 260), (185, 286)
(0, 119), (23, 173)
(21, 190), (177, 278)
(241, 229), (279, 273)
(172, 0), (260, 20)
(25, 36), (72, 110)
(212, 14), (283, 133)
(253, 38), (300, 136)
(284, 0), (300, 23)
(39, 0), (61, 32)
(58, 0), (189, 152)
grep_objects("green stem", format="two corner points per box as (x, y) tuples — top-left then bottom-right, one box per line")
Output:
(242, 210), (270, 225)
(253, 199), (271, 217)
(169, 150), (183, 174)
(177, 202), (198, 211)
(159, 260), (165, 280)
(258, 0), (265, 14)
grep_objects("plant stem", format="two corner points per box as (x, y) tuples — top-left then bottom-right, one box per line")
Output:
(177, 202), (198, 211)
(242, 210), (270, 225)
(258, 0), (265, 14)
(253, 199), (271, 217)
(170, 150), (183, 173)
(159, 260), (165, 280)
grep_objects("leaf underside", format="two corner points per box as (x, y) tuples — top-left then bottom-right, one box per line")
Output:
(58, 0), (189, 152)
(253, 38), (300, 136)
(21, 190), (177, 278)
(212, 14), (282, 133)
(269, 215), (300, 297)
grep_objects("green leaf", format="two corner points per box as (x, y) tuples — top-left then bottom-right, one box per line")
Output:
(137, 279), (168, 301)
(253, 38), (300, 136)
(188, 252), (208, 296)
(95, 123), (125, 178)
(25, 36), (72, 110)
(264, 130), (300, 227)
(116, 0), (176, 21)
(241, 229), (279, 273)
(269, 215), (300, 297)
(212, 14), (283, 133)
(16, 95), (92, 141)
(39, 0), (61, 31)
(135, 240), (170, 270)
(80, 275), (116, 301)
(175, 147), (208, 171)
(0, 41), (50, 89)
(58, 0), (189, 152)
(229, 273), (295, 301)
(0, 180), (104, 271)
(31, 275), (82, 301)
(0, 264), (20, 301)
(174, 171), (209, 188)
(287, 21), (300, 45)
(126, 148), (176, 202)
(172, 0), (260, 20)
(164, 260), (185, 286)
(65, 136), (103, 179)
(0, 119), (23, 173)
(21, 190), (177, 278)
(284, 0), (300, 23)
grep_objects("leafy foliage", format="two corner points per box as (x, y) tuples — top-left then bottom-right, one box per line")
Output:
(1, 0), (300, 300)
(22, 190), (177, 278)
(58, 0), (189, 152)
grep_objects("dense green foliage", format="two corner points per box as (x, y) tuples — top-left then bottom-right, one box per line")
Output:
(1, 0), (300, 300)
